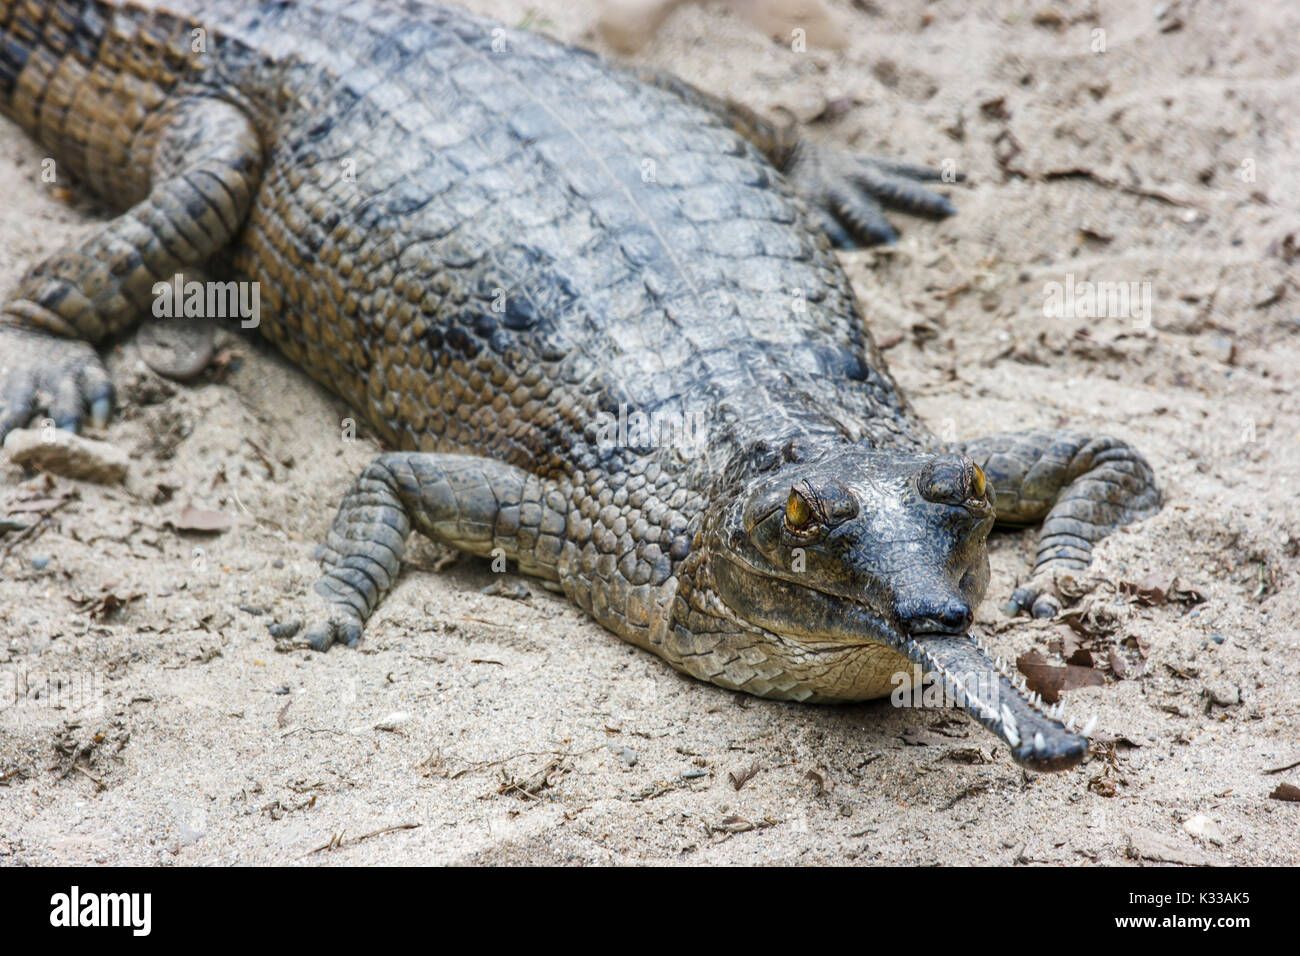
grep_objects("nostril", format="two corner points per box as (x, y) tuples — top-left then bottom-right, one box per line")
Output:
(896, 598), (972, 634)
(939, 602), (971, 631)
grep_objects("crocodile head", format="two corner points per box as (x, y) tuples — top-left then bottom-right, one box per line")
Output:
(703, 440), (1089, 771)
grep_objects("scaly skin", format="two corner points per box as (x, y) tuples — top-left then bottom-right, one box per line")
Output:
(0, 0), (1160, 771)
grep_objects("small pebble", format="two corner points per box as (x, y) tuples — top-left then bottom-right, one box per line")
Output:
(682, 769), (707, 779)
(30, 554), (51, 570)
(4, 427), (129, 484)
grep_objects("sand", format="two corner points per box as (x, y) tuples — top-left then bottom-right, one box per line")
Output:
(1, 0), (1297, 865)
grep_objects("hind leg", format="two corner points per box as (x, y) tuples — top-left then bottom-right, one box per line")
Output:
(952, 431), (1161, 617)
(631, 65), (961, 247)
(270, 453), (564, 650)
(0, 97), (262, 437)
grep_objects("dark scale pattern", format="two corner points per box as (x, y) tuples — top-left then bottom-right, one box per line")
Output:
(0, 0), (1162, 768)
(163, 0), (935, 655)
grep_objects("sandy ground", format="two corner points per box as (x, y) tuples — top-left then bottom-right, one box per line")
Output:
(1, 0), (1297, 866)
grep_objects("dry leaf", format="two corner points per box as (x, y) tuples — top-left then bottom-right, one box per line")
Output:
(1017, 650), (1105, 704)
(1269, 782), (1300, 802)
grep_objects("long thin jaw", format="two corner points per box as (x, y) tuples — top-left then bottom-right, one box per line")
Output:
(900, 632), (1092, 771)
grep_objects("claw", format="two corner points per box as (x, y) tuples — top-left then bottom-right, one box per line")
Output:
(90, 396), (111, 429)
(1007, 586), (1036, 616)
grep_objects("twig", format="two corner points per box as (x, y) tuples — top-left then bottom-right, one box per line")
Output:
(0, 493), (77, 558)
(305, 822), (421, 856)
(447, 745), (602, 780)
(73, 764), (106, 791)
(1264, 758), (1300, 775)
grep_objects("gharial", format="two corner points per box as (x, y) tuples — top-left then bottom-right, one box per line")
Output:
(0, 0), (1160, 771)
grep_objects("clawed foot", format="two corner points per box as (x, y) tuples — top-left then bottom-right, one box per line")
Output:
(785, 143), (962, 247)
(268, 585), (365, 651)
(0, 326), (113, 440)
(1004, 573), (1063, 619)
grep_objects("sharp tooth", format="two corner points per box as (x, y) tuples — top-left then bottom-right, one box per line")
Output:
(1003, 719), (1020, 748)
(1034, 731), (1045, 752)
(1065, 715), (1075, 732)
(1081, 716), (1097, 737)
(1000, 703), (1019, 740)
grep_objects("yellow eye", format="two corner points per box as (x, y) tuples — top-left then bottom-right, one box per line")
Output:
(971, 464), (987, 499)
(784, 487), (813, 531)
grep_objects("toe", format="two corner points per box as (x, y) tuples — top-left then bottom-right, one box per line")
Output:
(80, 363), (114, 430)
(50, 373), (87, 432)
(829, 188), (897, 245)
(808, 207), (858, 249)
(853, 163), (958, 219)
(0, 375), (37, 441)
(305, 621), (338, 651)
(865, 157), (966, 184)
(1031, 594), (1061, 619)
(1006, 586), (1038, 616)
(267, 619), (303, 640)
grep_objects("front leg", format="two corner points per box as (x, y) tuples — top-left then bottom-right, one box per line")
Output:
(0, 98), (263, 437)
(272, 453), (561, 650)
(952, 431), (1161, 617)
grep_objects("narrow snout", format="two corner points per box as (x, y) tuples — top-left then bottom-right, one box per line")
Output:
(900, 631), (1091, 772)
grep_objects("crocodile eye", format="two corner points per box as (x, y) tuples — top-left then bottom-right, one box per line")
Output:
(970, 463), (986, 500)
(783, 484), (816, 534)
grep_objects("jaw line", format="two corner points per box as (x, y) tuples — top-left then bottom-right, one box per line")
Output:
(715, 554), (1092, 772)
